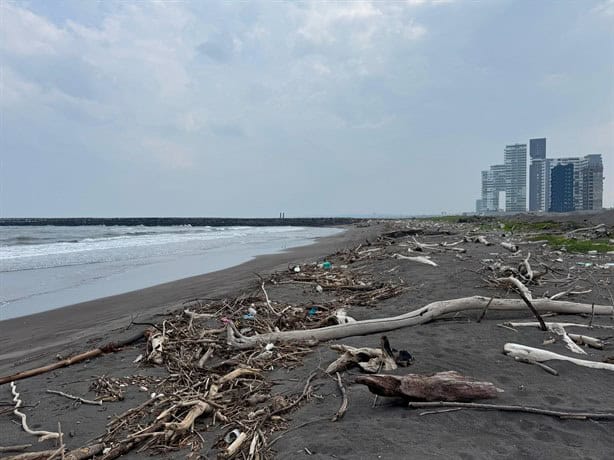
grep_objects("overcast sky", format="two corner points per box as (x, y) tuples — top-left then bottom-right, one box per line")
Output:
(1, 0), (612, 217)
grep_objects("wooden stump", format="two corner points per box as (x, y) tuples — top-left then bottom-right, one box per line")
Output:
(355, 371), (502, 402)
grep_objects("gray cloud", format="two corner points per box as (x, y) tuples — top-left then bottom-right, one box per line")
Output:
(1, 0), (612, 217)
(197, 32), (236, 63)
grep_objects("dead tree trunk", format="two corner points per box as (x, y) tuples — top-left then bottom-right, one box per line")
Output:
(226, 296), (613, 349)
(355, 371), (502, 402)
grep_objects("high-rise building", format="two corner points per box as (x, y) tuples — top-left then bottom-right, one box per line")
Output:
(479, 164), (506, 212)
(530, 138), (546, 160)
(475, 199), (484, 214)
(504, 143), (527, 213)
(544, 154), (604, 212)
(581, 154), (604, 210)
(549, 163), (574, 212)
(529, 138), (547, 211)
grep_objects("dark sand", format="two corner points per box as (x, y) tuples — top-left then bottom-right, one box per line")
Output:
(0, 226), (372, 370)
(1, 216), (613, 459)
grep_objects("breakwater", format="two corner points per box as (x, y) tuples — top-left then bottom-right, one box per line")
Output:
(0, 217), (361, 227)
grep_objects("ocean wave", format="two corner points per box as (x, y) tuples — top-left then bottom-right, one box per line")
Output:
(0, 226), (308, 270)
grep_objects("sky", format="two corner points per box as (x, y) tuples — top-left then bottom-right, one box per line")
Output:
(1, 0), (613, 217)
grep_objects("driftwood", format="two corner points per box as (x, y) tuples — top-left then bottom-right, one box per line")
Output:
(3, 444), (105, 460)
(549, 289), (592, 300)
(163, 400), (211, 440)
(355, 371), (502, 402)
(331, 372), (348, 422)
(500, 242), (518, 252)
(504, 343), (614, 371)
(502, 322), (606, 350)
(566, 223), (606, 237)
(412, 238), (466, 253)
(407, 401), (614, 420)
(513, 356), (559, 375)
(326, 344), (396, 374)
(46, 389), (102, 406)
(226, 296), (613, 349)
(0, 446), (32, 454)
(547, 323), (586, 355)
(10, 382), (60, 442)
(495, 276), (547, 331)
(393, 253), (438, 267)
(473, 236), (491, 246)
(0, 330), (146, 385)
(519, 252), (533, 281)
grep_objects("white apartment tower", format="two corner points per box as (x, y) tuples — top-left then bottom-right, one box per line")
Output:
(504, 143), (527, 213)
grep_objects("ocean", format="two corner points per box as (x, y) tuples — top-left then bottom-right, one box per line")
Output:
(0, 225), (342, 320)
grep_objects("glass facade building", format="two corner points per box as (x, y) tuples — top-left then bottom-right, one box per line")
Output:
(504, 143), (527, 213)
(529, 138), (547, 211)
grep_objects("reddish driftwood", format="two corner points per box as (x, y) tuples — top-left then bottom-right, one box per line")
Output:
(3, 443), (105, 460)
(0, 330), (146, 386)
(355, 371), (502, 402)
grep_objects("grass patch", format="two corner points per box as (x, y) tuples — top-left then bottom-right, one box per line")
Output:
(502, 220), (565, 232)
(531, 234), (614, 253)
(423, 215), (496, 224)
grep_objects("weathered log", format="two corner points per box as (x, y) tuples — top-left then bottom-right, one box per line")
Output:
(474, 236), (491, 246)
(503, 343), (614, 371)
(500, 242), (518, 252)
(355, 371), (502, 402)
(2, 443), (104, 460)
(393, 253), (438, 267)
(0, 330), (146, 386)
(226, 296), (613, 349)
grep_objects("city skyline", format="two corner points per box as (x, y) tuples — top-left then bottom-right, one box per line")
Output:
(476, 137), (605, 214)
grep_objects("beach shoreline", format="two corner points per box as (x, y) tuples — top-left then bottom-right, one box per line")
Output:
(0, 224), (377, 373)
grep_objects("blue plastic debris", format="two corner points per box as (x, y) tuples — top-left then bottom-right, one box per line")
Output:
(308, 307), (318, 316)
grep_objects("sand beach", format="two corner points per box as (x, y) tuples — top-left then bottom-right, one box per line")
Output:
(1, 213), (613, 459)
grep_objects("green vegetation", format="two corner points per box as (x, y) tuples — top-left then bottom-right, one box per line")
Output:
(531, 234), (614, 253)
(501, 220), (567, 232)
(422, 215), (495, 224)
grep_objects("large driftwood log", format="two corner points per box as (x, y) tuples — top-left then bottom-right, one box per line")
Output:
(226, 296), (613, 349)
(355, 371), (502, 402)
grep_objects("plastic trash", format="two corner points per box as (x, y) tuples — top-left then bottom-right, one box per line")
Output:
(576, 262), (593, 267)
(243, 313), (255, 320)
(322, 261), (332, 270)
(308, 307), (318, 316)
(225, 429), (241, 444)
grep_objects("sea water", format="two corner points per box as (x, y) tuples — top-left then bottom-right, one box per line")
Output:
(0, 225), (342, 320)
